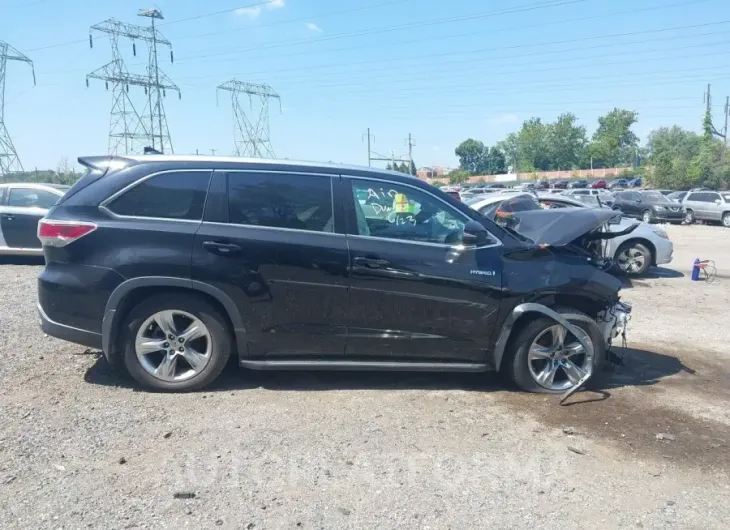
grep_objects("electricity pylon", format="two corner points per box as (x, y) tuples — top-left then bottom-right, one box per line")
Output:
(87, 9), (179, 155)
(217, 79), (281, 158)
(0, 41), (35, 176)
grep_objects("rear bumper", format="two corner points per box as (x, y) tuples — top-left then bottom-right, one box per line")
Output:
(38, 303), (102, 349)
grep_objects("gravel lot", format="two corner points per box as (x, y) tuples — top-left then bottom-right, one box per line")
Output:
(1, 224), (729, 529)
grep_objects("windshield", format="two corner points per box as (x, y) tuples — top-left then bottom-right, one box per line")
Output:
(641, 191), (665, 201)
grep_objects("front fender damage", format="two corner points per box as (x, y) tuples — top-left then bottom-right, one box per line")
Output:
(494, 301), (632, 403)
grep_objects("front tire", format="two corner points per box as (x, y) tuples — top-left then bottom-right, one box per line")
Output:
(642, 209), (653, 223)
(121, 294), (233, 392)
(615, 241), (652, 275)
(684, 209), (695, 224)
(722, 212), (730, 227)
(505, 311), (605, 394)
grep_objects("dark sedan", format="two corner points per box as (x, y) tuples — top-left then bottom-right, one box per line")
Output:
(612, 190), (684, 224)
(568, 179), (589, 189)
(552, 180), (570, 189)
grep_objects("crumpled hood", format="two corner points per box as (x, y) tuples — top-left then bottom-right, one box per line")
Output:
(510, 208), (624, 246)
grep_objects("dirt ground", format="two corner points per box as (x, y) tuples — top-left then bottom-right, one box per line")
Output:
(1, 224), (729, 529)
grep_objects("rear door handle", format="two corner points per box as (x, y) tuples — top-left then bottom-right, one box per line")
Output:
(1, 214), (14, 221)
(202, 241), (241, 256)
(353, 256), (389, 268)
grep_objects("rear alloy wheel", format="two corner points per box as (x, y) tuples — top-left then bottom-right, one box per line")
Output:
(642, 209), (653, 223)
(505, 312), (605, 394)
(722, 213), (730, 227)
(684, 209), (695, 224)
(122, 294), (232, 392)
(615, 241), (651, 275)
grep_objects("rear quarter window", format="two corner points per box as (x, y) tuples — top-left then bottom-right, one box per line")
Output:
(105, 171), (211, 220)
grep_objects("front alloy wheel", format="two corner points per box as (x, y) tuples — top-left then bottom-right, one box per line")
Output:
(684, 210), (695, 224)
(722, 213), (730, 227)
(527, 325), (593, 392)
(616, 243), (651, 275)
(642, 210), (653, 223)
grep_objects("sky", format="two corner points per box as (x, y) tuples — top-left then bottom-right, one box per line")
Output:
(3, 0), (730, 171)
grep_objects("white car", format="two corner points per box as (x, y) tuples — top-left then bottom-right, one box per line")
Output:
(465, 192), (674, 275)
(562, 188), (615, 206)
(0, 183), (69, 256)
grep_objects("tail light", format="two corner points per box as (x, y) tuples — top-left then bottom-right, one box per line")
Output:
(38, 220), (97, 247)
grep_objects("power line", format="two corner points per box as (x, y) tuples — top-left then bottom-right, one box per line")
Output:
(24, 0), (414, 52)
(178, 0), (592, 62)
(170, 27), (730, 86)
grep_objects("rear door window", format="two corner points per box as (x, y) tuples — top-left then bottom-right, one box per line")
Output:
(227, 172), (334, 233)
(7, 188), (60, 209)
(106, 171), (211, 220)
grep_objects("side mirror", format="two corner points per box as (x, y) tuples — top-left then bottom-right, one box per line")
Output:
(715, 199), (722, 204)
(609, 214), (622, 225)
(462, 220), (491, 246)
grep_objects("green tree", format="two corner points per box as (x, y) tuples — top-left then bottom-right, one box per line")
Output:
(455, 138), (488, 174)
(589, 108), (639, 168)
(549, 112), (587, 170)
(448, 169), (470, 184)
(385, 162), (393, 171)
(485, 146), (506, 174)
(409, 160), (417, 176)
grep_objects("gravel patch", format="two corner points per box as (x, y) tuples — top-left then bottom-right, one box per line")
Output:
(1, 226), (729, 529)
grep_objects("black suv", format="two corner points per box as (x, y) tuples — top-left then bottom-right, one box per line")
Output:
(38, 155), (630, 393)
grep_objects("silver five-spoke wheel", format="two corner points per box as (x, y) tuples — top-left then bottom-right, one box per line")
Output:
(527, 324), (593, 391)
(135, 310), (212, 382)
(617, 247), (646, 274)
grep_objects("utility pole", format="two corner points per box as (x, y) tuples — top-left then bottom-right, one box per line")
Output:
(405, 133), (415, 174)
(362, 128), (375, 166)
(703, 83), (727, 142)
(217, 79), (281, 158)
(724, 96), (729, 148)
(210, 149), (217, 156)
(364, 128), (411, 170)
(0, 41), (35, 176)
(87, 10), (180, 155)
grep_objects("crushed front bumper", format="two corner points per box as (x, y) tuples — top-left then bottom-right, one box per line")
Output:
(597, 301), (632, 348)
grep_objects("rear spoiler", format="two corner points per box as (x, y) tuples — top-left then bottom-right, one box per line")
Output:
(77, 156), (136, 174)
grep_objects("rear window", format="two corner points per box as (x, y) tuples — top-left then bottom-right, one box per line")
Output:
(106, 171), (210, 220)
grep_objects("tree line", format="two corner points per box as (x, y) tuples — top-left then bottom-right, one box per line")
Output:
(450, 107), (729, 190)
(0, 157), (83, 185)
(385, 160), (417, 175)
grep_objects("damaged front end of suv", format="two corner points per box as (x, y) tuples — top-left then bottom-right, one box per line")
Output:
(493, 208), (634, 399)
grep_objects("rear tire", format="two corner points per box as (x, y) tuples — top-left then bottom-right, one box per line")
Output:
(505, 311), (605, 394)
(121, 294), (232, 392)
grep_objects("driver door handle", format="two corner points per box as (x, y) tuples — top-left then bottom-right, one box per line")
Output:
(202, 241), (241, 256)
(1, 214), (14, 221)
(353, 256), (389, 268)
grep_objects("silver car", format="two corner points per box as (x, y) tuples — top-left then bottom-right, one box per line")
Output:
(0, 183), (68, 256)
(466, 193), (674, 275)
(562, 188), (615, 206)
(681, 190), (730, 227)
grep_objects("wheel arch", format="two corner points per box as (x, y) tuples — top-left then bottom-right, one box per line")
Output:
(102, 277), (246, 366)
(492, 295), (607, 371)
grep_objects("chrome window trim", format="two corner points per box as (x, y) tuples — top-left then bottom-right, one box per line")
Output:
(99, 168), (212, 222)
(201, 221), (346, 238)
(343, 174), (502, 249)
(348, 233), (502, 250)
